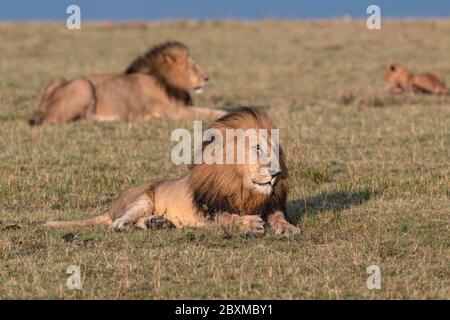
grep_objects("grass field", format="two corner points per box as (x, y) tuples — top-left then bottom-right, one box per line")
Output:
(0, 20), (449, 299)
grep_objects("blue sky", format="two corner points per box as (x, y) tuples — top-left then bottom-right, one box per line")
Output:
(1, 0), (449, 21)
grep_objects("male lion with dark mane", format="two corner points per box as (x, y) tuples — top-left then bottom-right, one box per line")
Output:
(29, 41), (226, 125)
(45, 107), (300, 237)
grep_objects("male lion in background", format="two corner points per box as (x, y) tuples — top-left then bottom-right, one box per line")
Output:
(45, 107), (300, 237)
(385, 63), (447, 95)
(29, 41), (226, 125)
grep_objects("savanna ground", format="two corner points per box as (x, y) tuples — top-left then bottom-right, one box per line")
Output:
(0, 20), (449, 299)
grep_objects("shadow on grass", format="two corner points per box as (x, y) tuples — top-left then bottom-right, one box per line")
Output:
(288, 189), (379, 224)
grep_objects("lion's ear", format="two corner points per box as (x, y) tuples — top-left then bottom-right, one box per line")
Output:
(163, 53), (177, 64)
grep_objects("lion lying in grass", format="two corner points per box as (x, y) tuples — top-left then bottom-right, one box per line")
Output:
(385, 64), (447, 95)
(29, 41), (226, 125)
(45, 107), (300, 237)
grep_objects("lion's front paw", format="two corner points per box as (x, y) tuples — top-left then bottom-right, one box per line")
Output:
(144, 215), (176, 230)
(271, 221), (301, 237)
(109, 219), (136, 232)
(239, 215), (265, 236)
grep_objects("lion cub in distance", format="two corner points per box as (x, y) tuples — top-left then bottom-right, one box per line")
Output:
(385, 64), (447, 95)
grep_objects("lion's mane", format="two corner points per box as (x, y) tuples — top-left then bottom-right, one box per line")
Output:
(189, 107), (289, 218)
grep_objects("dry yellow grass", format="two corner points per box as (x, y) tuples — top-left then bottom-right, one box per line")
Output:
(0, 20), (449, 299)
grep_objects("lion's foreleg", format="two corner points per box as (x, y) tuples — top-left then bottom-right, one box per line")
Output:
(266, 211), (300, 237)
(212, 213), (265, 236)
(135, 217), (151, 230)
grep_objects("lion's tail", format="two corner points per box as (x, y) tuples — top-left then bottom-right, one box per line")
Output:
(44, 211), (112, 228)
(29, 114), (44, 126)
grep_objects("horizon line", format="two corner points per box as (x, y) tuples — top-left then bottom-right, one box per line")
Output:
(1, 16), (450, 23)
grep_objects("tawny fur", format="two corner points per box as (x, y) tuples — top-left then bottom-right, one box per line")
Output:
(385, 64), (447, 95)
(44, 108), (300, 237)
(29, 41), (225, 125)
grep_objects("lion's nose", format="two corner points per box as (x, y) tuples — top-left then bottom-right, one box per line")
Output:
(268, 168), (281, 177)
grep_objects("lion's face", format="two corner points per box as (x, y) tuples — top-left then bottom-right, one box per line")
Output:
(385, 64), (398, 83)
(164, 48), (209, 94)
(237, 134), (282, 196)
(384, 64), (414, 93)
(385, 64), (409, 83)
(125, 41), (209, 101)
(201, 114), (282, 195)
(187, 56), (209, 94)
